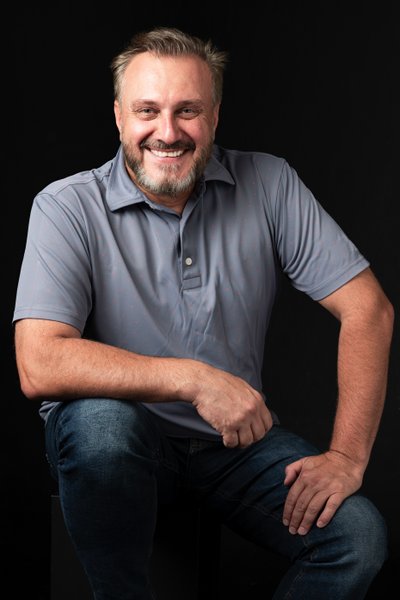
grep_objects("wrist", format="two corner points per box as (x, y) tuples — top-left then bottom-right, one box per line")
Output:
(327, 447), (368, 477)
(171, 358), (201, 403)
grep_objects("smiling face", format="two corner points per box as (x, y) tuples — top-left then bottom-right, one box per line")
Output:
(114, 52), (220, 212)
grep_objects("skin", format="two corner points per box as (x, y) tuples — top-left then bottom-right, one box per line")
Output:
(113, 52), (220, 214)
(14, 52), (394, 537)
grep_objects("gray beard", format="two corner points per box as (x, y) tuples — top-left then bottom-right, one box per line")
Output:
(123, 142), (213, 198)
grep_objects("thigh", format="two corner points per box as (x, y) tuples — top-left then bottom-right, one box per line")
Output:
(190, 425), (320, 550)
(190, 425), (387, 566)
(45, 398), (181, 502)
(45, 399), (184, 599)
(192, 425), (320, 508)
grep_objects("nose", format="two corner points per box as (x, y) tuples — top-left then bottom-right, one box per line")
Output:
(156, 111), (181, 144)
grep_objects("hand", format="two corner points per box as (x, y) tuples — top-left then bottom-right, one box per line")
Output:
(282, 450), (363, 535)
(189, 362), (273, 448)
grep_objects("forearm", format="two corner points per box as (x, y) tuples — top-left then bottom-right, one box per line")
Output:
(329, 304), (394, 472)
(15, 322), (195, 403)
(15, 318), (272, 447)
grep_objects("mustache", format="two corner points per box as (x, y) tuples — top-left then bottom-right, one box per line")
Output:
(140, 139), (196, 151)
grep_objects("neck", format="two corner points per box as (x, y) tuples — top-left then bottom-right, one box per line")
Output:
(141, 187), (191, 215)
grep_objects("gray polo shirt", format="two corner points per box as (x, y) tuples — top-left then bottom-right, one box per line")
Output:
(13, 144), (369, 438)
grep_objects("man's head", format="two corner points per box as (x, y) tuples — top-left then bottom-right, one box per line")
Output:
(111, 27), (228, 208)
(111, 27), (228, 107)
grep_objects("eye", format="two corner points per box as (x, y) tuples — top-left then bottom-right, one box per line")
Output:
(178, 107), (201, 119)
(135, 107), (158, 120)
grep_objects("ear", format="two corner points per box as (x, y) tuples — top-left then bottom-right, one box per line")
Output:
(213, 103), (220, 132)
(114, 100), (122, 133)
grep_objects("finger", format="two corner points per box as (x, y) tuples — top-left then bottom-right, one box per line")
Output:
(285, 489), (317, 534)
(291, 490), (326, 535)
(237, 426), (255, 448)
(250, 419), (267, 443)
(260, 406), (273, 433)
(316, 493), (344, 529)
(282, 476), (305, 526)
(223, 430), (240, 448)
(283, 460), (303, 486)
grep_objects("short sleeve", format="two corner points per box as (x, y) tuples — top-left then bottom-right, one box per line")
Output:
(12, 192), (92, 331)
(273, 162), (369, 300)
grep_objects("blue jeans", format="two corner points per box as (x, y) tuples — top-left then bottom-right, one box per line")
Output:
(45, 398), (387, 599)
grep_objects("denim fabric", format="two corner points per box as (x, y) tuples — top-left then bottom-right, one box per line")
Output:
(45, 399), (388, 599)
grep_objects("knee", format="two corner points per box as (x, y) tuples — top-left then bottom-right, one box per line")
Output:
(56, 399), (158, 478)
(334, 494), (388, 573)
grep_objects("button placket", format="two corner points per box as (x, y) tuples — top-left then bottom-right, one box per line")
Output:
(179, 191), (202, 290)
(180, 229), (201, 290)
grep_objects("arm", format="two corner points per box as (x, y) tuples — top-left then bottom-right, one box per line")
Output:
(282, 267), (394, 535)
(14, 318), (272, 447)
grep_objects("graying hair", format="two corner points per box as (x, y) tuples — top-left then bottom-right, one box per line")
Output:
(111, 26), (228, 105)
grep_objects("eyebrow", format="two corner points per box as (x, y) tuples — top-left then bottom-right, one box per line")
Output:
(129, 99), (205, 111)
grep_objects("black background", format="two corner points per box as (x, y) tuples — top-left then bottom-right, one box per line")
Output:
(3, 3), (399, 598)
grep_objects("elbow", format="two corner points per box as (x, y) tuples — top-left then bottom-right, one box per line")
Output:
(381, 295), (395, 339)
(368, 290), (395, 346)
(18, 369), (47, 401)
(17, 362), (54, 401)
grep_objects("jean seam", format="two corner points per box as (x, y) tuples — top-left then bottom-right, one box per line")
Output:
(158, 455), (180, 474)
(213, 489), (320, 600)
(213, 488), (282, 522)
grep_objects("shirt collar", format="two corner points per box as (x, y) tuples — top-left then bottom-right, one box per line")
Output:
(106, 144), (235, 211)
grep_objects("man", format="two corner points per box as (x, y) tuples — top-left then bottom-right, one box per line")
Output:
(13, 26), (394, 599)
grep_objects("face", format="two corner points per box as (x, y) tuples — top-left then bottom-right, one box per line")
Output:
(114, 52), (220, 209)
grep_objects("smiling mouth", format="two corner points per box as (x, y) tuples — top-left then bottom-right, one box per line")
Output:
(141, 139), (195, 159)
(149, 149), (186, 158)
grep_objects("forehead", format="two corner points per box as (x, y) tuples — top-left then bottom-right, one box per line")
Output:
(121, 52), (214, 104)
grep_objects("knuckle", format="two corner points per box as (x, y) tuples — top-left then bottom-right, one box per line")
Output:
(307, 503), (321, 515)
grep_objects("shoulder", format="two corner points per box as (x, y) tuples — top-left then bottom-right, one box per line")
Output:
(214, 145), (287, 179)
(211, 145), (296, 206)
(38, 156), (114, 200)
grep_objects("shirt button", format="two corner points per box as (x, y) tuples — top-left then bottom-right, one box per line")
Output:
(185, 257), (193, 266)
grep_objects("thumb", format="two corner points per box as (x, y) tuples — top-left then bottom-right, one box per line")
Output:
(283, 459), (304, 486)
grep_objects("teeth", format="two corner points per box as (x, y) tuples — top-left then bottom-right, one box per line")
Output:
(151, 149), (185, 158)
